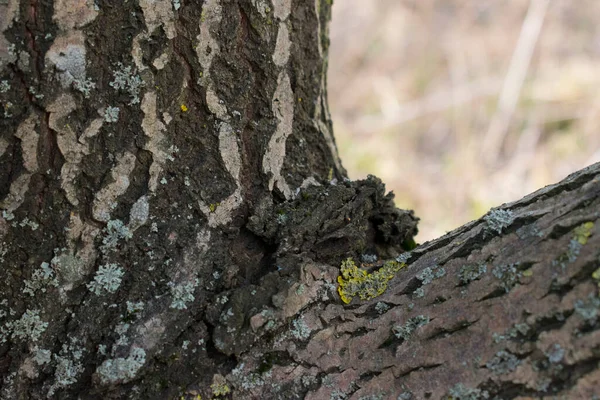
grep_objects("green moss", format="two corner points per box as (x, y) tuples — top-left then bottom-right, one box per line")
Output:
(337, 258), (406, 304)
(402, 237), (418, 250)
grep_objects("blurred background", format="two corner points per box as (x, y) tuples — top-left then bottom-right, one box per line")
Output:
(328, 0), (600, 242)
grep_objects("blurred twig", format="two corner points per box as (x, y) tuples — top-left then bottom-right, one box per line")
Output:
(355, 78), (501, 134)
(482, 0), (550, 164)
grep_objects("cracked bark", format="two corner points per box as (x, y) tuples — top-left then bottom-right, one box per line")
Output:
(0, 1), (599, 399)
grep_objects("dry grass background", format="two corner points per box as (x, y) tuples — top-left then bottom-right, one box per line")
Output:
(328, 0), (600, 242)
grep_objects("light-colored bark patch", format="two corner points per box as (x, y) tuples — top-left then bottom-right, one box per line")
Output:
(131, 33), (149, 72)
(194, 1), (245, 227)
(129, 195), (150, 232)
(45, 31), (88, 89)
(136, 317), (166, 350)
(52, 0), (98, 31)
(0, 0), (20, 72)
(205, 88), (228, 119)
(0, 138), (7, 158)
(272, 0), (292, 20)
(49, 94), (103, 206)
(0, 0), (19, 33)
(198, 123), (243, 227)
(0, 172), (32, 213)
(252, 0), (269, 18)
(198, 190), (243, 228)
(92, 152), (137, 222)
(152, 51), (171, 70)
(272, 22), (290, 67)
(139, 0), (177, 39)
(262, 0), (295, 198)
(300, 176), (321, 190)
(196, 0), (222, 83)
(14, 115), (39, 173)
(140, 91), (168, 192)
(53, 212), (100, 293)
(0, 115), (39, 212)
(263, 71), (294, 199)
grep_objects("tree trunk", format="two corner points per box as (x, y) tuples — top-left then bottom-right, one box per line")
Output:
(0, 1), (598, 399)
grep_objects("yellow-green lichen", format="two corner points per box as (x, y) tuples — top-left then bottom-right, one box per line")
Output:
(573, 221), (594, 244)
(337, 258), (406, 304)
(593, 266), (600, 291)
(553, 221), (596, 269)
(211, 382), (230, 396)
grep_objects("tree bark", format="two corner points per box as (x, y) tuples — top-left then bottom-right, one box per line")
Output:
(0, 1), (598, 399)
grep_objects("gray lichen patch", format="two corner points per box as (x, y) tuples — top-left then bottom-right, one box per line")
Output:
(96, 347), (146, 384)
(87, 263), (125, 295)
(109, 62), (145, 105)
(458, 263), (487, 285)
(9, 309), (48, 342)
(168, 279), (199, 310)
(484, 209), (515, 235)
(45, 31), (91, 90)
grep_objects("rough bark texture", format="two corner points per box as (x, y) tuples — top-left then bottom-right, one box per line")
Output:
(0, 1), (598, 400)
